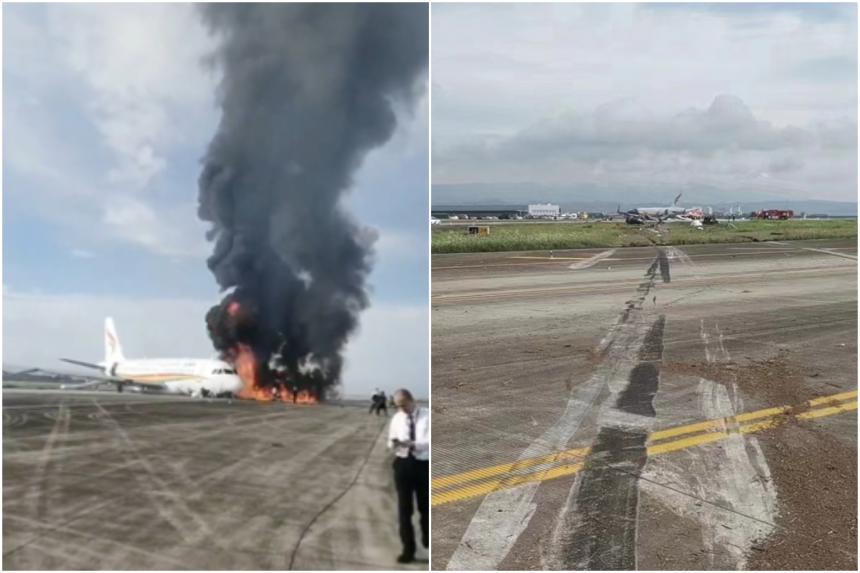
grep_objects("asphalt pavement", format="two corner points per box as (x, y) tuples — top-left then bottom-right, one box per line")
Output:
(3, 390), (427, 570)
(431, 239), (857, 570)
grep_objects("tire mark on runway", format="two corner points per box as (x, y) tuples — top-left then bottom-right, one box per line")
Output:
(287, 421), (386, 570)
(4, 512), (187, 568)
(561, 428), (648, 570)
(4, 404), (72, 560)
(549, 315), (665, 570)
(31, 403), (70, 521)
(447, 251), (665, 570)
(639, 250), (777, 569)
(658, 249), (671, 283)
(91, 400), (216, 547)
(617, 317), (665, 418)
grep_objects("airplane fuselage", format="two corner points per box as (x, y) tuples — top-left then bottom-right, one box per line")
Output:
(110, 358), (243, 397)
(633, 206), (687, 217)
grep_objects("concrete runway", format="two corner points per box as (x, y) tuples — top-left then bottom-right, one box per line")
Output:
(3, 390), (428, 570)
(431, 239), (857, 570)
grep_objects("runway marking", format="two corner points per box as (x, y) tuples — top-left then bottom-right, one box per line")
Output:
(568, 248), (617, 270)
(432, 265), (853, 304)
(768, 241), (859, 260)
(430, 395), (805, 491)
(796, 247), (858, 260)
(431, 445), (591, 489)
(508, 256), (616, 261)
(432, 245), (850, 271)
(432, 389), (857, 506)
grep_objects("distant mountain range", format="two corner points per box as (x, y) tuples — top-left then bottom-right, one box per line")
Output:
(432, 183), (858, 215)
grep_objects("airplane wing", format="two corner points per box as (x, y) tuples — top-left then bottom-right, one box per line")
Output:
(60, 378), (108, 390)
(60, 358), (103, 371)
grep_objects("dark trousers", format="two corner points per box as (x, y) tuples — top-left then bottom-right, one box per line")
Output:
(393, 456), (429, 556)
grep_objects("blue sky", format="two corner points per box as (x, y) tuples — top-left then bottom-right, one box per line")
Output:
(3, 4), (428, 398)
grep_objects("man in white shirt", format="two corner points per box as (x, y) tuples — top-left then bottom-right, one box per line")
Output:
(387, 388), (429, 564)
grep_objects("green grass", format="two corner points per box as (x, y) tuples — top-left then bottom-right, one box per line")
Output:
(431, 219), (858, 254)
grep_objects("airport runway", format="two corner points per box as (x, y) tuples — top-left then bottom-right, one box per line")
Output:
(431, 239), (857, 570)
(3, 390), (427, 570)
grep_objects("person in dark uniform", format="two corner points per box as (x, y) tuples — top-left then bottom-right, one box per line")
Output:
(387, 388), (429, 563)
(370, 388), (381, 414)
(377, 390), (388, 416)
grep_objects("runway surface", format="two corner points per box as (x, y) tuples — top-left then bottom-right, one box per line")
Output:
(3, 391), (427, 570)
(431, 239), (857, 570)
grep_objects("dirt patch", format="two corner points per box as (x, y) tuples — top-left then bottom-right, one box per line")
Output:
(663, 351), (857, 568)
(662, 348), (827, 410)
(748, 421), (857, 570)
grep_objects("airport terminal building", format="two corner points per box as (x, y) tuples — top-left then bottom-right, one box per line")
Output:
(527, 203), (560, 218)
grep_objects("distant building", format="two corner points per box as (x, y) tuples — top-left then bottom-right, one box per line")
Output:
(528, 203), (560, 218)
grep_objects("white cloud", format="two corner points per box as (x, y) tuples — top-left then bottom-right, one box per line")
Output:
(50, 4), (216, 190)
(4, 4), (219, 258)
(436, 94), (857, 200)
(102, 196), (209, 258)
(70, 249), (95, 259)
(432, 3), (857, 201)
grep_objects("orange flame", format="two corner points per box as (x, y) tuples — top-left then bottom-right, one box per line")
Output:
(278, 385), (318, 404)
(230, 342), (318, 404)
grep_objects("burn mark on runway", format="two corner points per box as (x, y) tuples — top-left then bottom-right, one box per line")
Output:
(616, 315), (665, 417)
(638, 315), (665, 362)
(658, 249), (671, 283)
(448, 249), (671, 570)
(620, 258), (660, 325)
(618, 365), (658, 418)
(562, 427), (648, 570)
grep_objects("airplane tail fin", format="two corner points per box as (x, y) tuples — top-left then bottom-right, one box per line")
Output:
(673, 192), (683, 206)
(105, 317), (126, 364)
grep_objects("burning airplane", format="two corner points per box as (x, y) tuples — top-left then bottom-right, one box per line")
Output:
(196, 4), (428, 402)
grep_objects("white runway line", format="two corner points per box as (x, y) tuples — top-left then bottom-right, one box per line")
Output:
(798, 247), (858, 260)
(768, 241), (858, 260)
(568, 248), (617, 270)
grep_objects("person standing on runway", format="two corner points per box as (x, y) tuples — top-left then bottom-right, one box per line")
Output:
(370, 388), (382, 414)
(378, 390), (389, 416)
(388, 388), (429, 564)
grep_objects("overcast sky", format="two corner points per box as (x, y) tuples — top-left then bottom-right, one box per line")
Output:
(433, 3), (857, 202)
(3, 4), (428, 398)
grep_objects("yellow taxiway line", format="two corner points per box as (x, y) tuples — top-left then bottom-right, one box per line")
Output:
(432, 389), (857, 507)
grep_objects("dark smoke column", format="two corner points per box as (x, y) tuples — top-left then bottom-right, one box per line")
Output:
(197, 4), (428, 400)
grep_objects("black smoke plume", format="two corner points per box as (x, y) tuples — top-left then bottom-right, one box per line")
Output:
(197, 4), (428, 399)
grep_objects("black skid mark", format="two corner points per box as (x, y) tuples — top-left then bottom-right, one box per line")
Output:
(658, 248), (671, 283)
(616, 315), (665, 417)
(561, 427), (648, 570)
